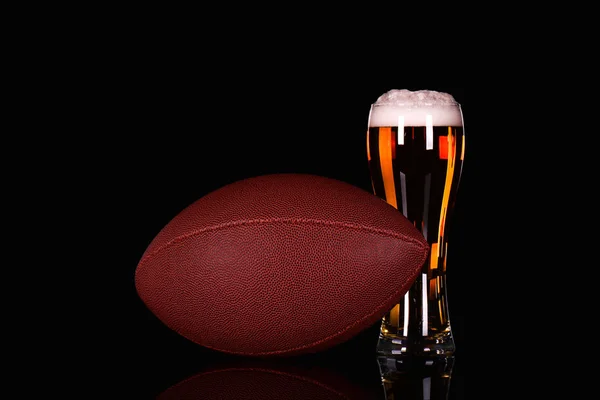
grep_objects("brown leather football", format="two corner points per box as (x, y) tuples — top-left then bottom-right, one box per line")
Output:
(135, 173), (428, 357)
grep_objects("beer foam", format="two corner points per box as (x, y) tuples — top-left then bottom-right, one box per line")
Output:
(369, 89), (463, 127)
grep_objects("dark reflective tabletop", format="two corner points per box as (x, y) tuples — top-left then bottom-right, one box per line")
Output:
(151, 355), (459, 400)
(99, 312), (463, 399)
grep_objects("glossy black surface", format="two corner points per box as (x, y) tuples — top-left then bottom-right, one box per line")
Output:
(104, 318), (463, 399)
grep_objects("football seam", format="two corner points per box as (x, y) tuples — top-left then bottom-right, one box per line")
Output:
(138, 217), (428, 268)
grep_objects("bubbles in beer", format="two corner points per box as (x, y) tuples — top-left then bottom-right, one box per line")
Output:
(370, 89), (463, 127)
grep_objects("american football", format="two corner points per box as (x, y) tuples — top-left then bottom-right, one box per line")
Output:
(135, 173), (429, 357)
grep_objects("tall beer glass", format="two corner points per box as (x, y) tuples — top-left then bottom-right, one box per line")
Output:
(366, 89), (465, 356)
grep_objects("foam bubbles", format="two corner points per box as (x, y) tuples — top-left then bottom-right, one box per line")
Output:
(369, 89), (463, 127)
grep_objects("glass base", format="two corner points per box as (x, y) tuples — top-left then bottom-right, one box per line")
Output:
(376, 331), (456, 358)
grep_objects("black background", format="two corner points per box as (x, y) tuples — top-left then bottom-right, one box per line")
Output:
(80, 83), (471, 398)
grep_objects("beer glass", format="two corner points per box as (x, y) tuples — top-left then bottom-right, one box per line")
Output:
(366, 89), (465, 357)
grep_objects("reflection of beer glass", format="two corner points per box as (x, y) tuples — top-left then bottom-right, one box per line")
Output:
(366, 89), (465, 356)
(378, 354), (455, 399)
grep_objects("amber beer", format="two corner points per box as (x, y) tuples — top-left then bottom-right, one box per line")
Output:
(367, 89), (464, 356)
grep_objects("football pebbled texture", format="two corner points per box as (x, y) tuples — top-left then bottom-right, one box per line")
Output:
(135, 173), (429, 357)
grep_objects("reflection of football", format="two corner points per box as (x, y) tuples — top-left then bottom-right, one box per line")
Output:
(135, 173), (428, 357)
(157, 359), (377, 400)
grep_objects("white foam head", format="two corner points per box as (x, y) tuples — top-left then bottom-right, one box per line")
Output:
(369, 89), (463, 127)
